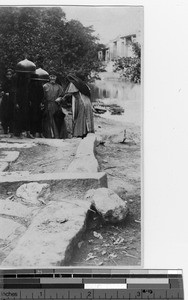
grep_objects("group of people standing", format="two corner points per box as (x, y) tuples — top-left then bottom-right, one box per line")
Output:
(0, 59), (94, 139)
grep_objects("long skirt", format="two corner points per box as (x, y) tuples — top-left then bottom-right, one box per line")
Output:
(42, 101), (68, 139)
(73, 93), (94, 138)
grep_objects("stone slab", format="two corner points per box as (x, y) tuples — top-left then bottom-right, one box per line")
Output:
(0, 171), (30, 178)
(76, 133), (96, 157)
(2, 200), (91, 267)
(67, 134), (99, 173)
(0, 171), (107, 186)
(0, 162), (9, 172)
(0, 138), (80, 149)
(35, 138), (80, 148)
(0, 138), (37, 145)
(0, 217), (25, 240)
(0, 200), (38, 219)
(0, 142), (35, 149)
(0, 151), (20, 162)
(67, 156), (99, 173)
(0, 172), (108, 201)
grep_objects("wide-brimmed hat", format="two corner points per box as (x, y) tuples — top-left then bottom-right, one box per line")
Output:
(66, 74), (91, 97)
(16, 58), (36, 73)
(31, 68), (49, 81)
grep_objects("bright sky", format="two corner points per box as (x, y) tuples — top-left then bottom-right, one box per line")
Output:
(61, 6), (143, 44)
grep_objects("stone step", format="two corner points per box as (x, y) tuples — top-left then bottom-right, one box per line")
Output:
(0, 171), (108, 200)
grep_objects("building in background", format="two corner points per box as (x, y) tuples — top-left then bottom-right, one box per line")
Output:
(98, 30), (141, 63)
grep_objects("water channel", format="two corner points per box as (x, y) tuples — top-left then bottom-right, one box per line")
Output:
(91, 72), (142, 126)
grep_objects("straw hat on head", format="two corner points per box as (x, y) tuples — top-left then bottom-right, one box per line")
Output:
(31, 68), (49, 81)
(16, 58), (36, 73)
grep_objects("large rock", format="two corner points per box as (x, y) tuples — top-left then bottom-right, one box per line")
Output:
(1, 200), (91, 267)
(85, 188), (129, 223)
(16, 182), (49, 205)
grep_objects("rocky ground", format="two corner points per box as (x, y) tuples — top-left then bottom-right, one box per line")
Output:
(70, 115), (141, 266)
(0, 136), (81, 264)
(0, 113), (141, 267)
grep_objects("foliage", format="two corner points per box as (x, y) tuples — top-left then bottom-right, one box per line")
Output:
(113, 42), (141, 83)
(0, 7), (104, 83)
(132, 42), (141, 58)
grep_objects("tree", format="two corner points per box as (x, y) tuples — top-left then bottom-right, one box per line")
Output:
(113, 42), (141, 83)
(0, 7), (103, 83)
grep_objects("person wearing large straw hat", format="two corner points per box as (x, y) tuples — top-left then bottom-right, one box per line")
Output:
(65, 74), (94, 138)
(28, 68), (48, 137)
(14, 58), (36, 138)
(42, 69), (68, 139)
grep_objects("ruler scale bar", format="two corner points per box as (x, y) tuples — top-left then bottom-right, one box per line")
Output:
(0, 274), (183, 279)
(0, 275), (183, 279)
(0, 269), (184, 300)
(0, 269), (182, 274)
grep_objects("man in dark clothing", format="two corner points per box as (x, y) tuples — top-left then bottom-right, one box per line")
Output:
(14, 72), (34, 138)
(28, 79), (44, 137)
(1, 69), (15, 136)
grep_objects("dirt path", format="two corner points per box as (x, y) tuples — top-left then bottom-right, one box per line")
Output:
(6, 138), (80, 174)
(70, 115), (141, 266)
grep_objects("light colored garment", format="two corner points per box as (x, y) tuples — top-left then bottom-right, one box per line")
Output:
(72, 92), (94, 137)
(43, 82), (64, 103)
(67, 82), (79, 94)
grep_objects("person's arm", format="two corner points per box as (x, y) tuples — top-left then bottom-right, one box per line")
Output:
(55, 85), (64, 103)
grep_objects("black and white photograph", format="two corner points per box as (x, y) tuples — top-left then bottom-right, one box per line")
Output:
(0, 5), (143, 267)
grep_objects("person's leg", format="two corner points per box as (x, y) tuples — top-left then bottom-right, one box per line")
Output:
(26, 131), (35, 139)
(2, 121), (8, 134)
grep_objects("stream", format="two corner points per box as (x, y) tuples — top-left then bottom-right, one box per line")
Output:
(91, 73), (142, 126)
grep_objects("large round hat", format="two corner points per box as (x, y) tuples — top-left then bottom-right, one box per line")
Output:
(16, 58), (36, 73)
(31, 68), (49, 81)
(66, 74), (91, 97)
